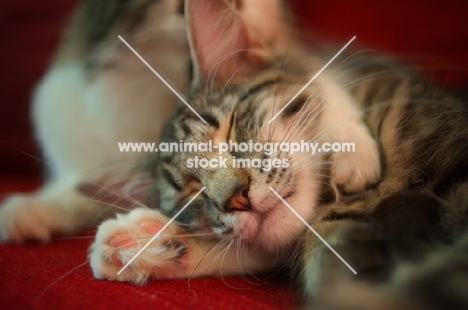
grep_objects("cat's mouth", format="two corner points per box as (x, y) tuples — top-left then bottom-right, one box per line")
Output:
(198, 183), (300, 247)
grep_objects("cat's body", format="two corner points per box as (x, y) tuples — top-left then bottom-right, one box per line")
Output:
(91, 0), (468, 303)
(1, 0), (468, 308)
(0, 0), (190, 241)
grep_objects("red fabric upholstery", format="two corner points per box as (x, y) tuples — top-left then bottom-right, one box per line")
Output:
(0, 178), (298, 310)
(0, 0), (467, 309)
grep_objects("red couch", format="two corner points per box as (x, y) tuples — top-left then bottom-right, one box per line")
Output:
(1, 1), (467, 309)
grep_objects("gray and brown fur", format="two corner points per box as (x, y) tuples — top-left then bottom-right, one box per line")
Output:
(54, 0), (185, 72)
(297, 53), (468, 283)
(141, 0), (468, 306)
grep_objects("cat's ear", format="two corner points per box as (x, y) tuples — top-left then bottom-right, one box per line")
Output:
(186, 0), (290, 85)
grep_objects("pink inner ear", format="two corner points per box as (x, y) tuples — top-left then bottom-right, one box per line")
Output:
(187, 0), (264, 83)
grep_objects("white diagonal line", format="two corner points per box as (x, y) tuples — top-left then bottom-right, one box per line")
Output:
(268, 187), (357, 274)
(117, 187), (206, 275)
(118, 35), (207, 124)
(268, 36), (356, 123)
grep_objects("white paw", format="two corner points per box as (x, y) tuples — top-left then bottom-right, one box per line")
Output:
(0, 195), (58, 242)
(89, 208), (189, 283)
(332, 124), (380, 193)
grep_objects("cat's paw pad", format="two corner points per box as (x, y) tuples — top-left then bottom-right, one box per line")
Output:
(0, 195), (57, 242)
(89, 208), (189, 283)
(332, 125), (380, 193)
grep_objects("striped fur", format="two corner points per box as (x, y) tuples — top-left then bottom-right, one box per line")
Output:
(148, 0), (468, 305)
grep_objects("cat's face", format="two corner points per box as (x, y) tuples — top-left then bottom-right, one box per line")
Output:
(155, 69), (329, 251)
(152, 0), (329, 251)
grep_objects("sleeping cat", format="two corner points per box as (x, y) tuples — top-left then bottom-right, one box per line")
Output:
(1, 0), (468, 307)
(86, 0), (467, 303)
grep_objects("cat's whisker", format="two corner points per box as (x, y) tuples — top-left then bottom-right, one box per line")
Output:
(275, 90), (315, 146)
(275, 105), (307, 143)
(187, 238), (229, 289)
(297, 100), (323, 138)
(55, 233), (214, 242)
(288, 160), (334, 173)
(339, 68), (418, 90)
(333, 49), (376, 71)
(220, 240), (252, 290)
(128, 232), (215, 242)
(204, 2), (239, 89)
(276, 105), (311, 156)
(235, 239), (249, 281)
(19, 151), (51, 167)
(303, 119), (358, 150)
(164, 232), (213, 237)
(221, 67), (245, 94)
(264, 248), (287, 280)
(206, 238), (229, 266)
(236, 240), (263, 284)
(238, 241), (271, 286)
(107, 233), (212, 252)
(277, 174), (333, 192)
(355, 97), (468, 120)
(267, 52), (294, 143)
(207, 48), (258, 92)
(332, 55), (400, 80)
(85, 209), (126, 233)
(284, 109), (313, 146)
(275, 94), (327, 158)
(84, 197), (132, 212)
(111, 240), (145, 251)
(287, 152), (323, 164)
(53, 235), (96, 240)
(332, 60), (400, 85)
(209, 239), (231, 265)
(81, 206), (113, 233)
(83, 178), (154, 216)
(294, 99), (325, 139)
(34, 259), (91, 304)
(130, 22), (184, 40)
(268, 72), (284, 143)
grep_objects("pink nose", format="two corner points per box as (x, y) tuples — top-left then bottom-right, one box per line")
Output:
(225, 186), (251, 212)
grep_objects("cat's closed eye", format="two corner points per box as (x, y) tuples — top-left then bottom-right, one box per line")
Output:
(282, 96), (309, 118)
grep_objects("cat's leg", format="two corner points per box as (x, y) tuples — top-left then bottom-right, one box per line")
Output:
(318, 82), (381, 192)
(300, 194), (441, 297)
(299, 219), (392, 297)
(307, 230), (468, 310)
(0, 178), (112, 242)
(90, 208), (276, 283)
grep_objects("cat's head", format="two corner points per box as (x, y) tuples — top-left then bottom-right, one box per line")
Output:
(153, 0), (329, 251)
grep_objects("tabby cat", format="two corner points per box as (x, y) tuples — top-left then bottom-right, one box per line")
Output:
(89, 0), (468, 306)
(3, 0), (468, 308)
